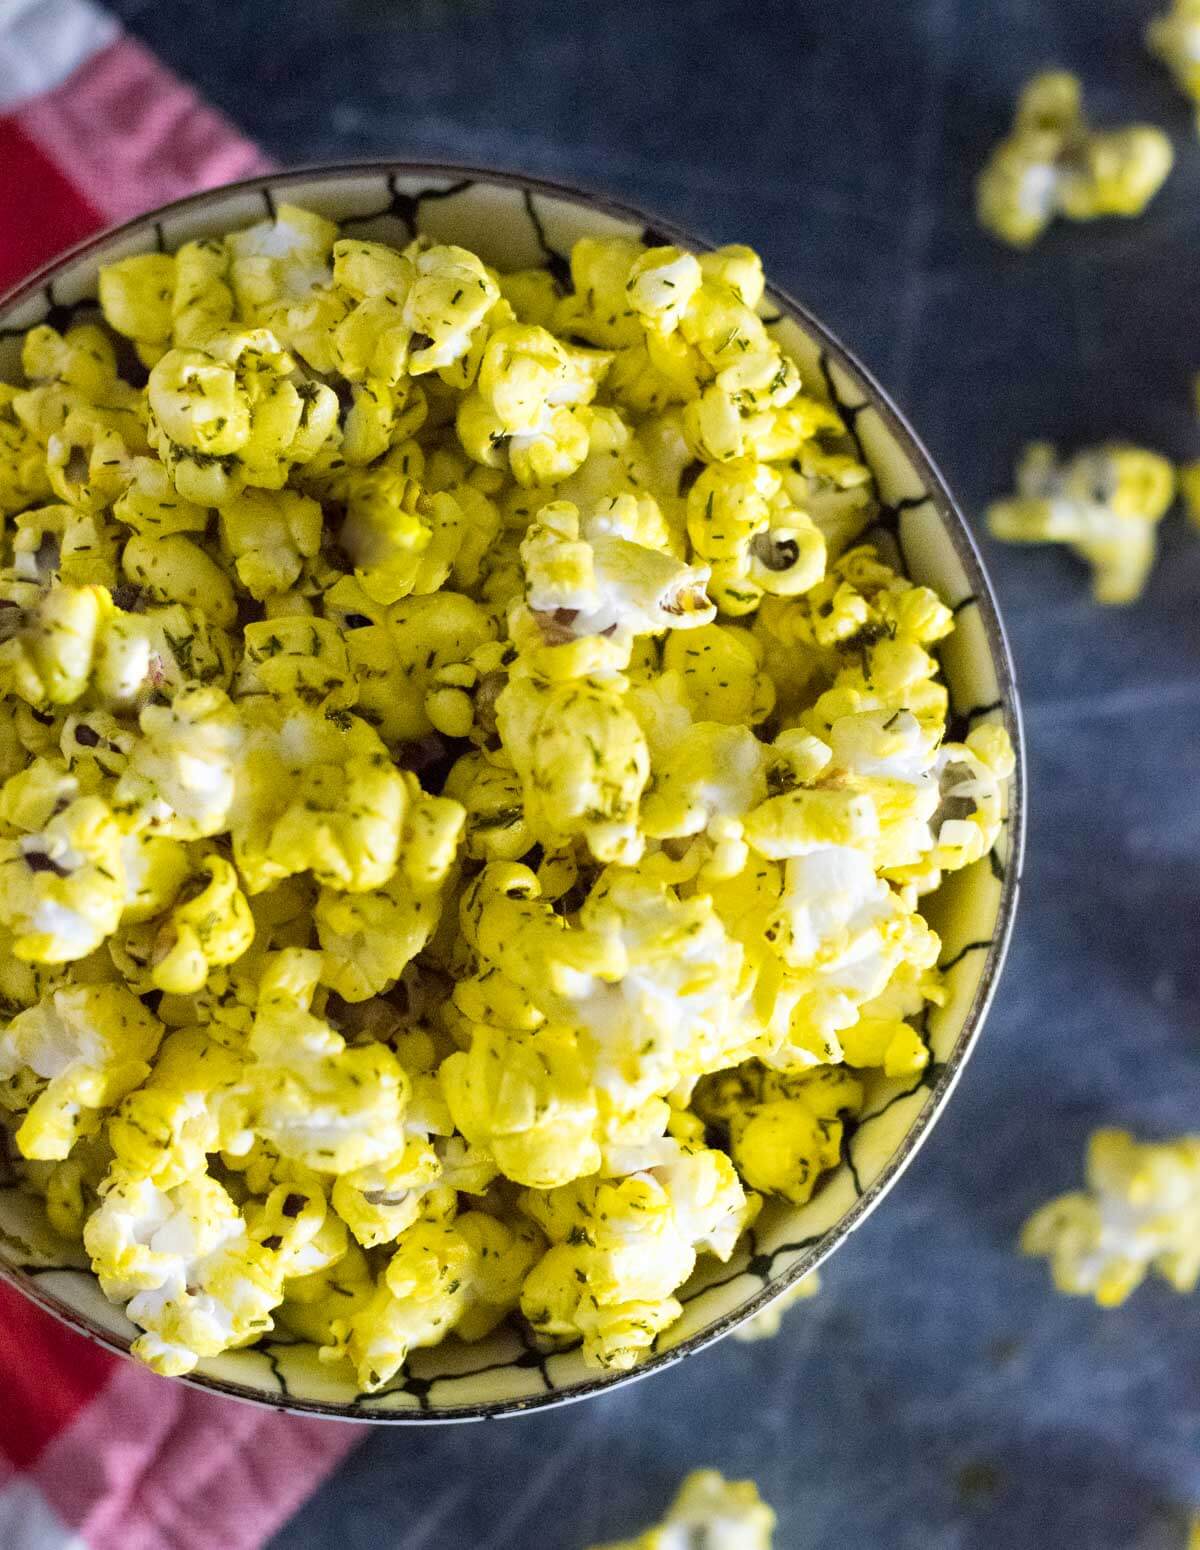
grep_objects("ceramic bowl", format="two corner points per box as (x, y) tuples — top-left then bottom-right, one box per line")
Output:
(0, 164), (1023, 1421)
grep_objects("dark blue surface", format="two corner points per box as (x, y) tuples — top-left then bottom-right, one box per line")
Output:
(103, 2), (1200, 1543)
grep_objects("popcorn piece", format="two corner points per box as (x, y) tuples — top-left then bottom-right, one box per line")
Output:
(95, 603), (234, 709)
(115, 685), (243, 840)
(121, 532), (237, 628)
(695, 1065), (863, 1204)
(782, 445), (877, 558)
(113, 457), (209, 537)
(1147, 1), (1200, 132)
(220, 487), (322, 598)
(517, 497), (714, 657)
(495, 670), (650, 864)
(338, 467), (473, 606)
(16, 324), (145, 440)
(375, 591), (496, 740)
(0, 584), (112, 707)
(567, 865), (759, 1105)
(1021, 1129), (1200, 1306)
(171, 238), (236, 349)
(147, 328), (338, 504)
(457, 323), (611, 486)
(236, 615), (355, 708)
(232, 701), (408, 893)
(0, 791), (127, 962)
(315, 783), (464, 1000)
(637, 721), (766, 878)
(977, 72), (1173, 247)
(399, 243), (500, 375)
(0, 983), (162, 1159)
(688, 460), (825, 614)
(520, 1140), (756, 1369)
(441, 1023), (607, 1190)
(442, 751), (533, 861)
(84, 1168), (337, 1376)
(98, 254), (177, 365)
(223, 949), (411, 1175)
(330, 1139), (445, 1250)
(149, 854), (254, 994)
(107, 1026), (243, 1189)
(226, 203), (343, 368)
(555, 237), (647, 349)
(988, 441), (1176, 603)
(0, 387), (53, 515)
(321, 1211), (539, 1392)
(660, 623), (775, 727)
(587, 1469), (775, 1550)
(275, 1240), (374, 1346)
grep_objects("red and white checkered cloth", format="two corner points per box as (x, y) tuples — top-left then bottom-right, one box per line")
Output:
(0, 3), (361, 1543)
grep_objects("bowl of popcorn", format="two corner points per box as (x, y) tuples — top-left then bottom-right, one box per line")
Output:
(0, 165), (1022, 1419)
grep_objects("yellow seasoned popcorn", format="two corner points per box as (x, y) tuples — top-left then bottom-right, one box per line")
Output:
(0, 388), (53, 516)
(98, 254), (176, 367)
(322, 1209), (540, 1392)
(1148, 1), (1200, 132)
(1022, 1129), (1200, 1306)
(85, 1168), (342, 1375)
(495, 668), (652, 863)
(0, 983), (162, 1159)
(695, 1066), (863, 1204)
(147, 328), (338, 505)
(0, 789), (127, 962)
(588, 1469), (775, 1550)
(1178, 381), (1200, 532)
(520, 1138), (757, 1369)
(149, 853), (254, 994)
(314, 781), (464, 1000)
(988, 441), (1176, 603)
(0, 206), (1010, 1383)
(221, 949), (412, 1174)
(107, 1026), (243, 1189)
(977, 71), (1174, 247)
(457, 324), (611, 487)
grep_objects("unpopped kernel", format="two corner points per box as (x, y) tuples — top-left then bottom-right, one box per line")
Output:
(0, 206), (1010, 1388)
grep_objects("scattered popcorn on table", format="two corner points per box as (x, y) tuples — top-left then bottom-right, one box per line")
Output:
(977, 71), (1174, 247)
(1021, 1129), (1200, 1306)
(1148, 1), (1200, 132)
(987, 441), (1176, 603)
(1181, 461), (1200, 530)
(587, 1469), (775, 1550)
(1179, 379), (1200, 531)
(0, 205), (1011, 1382)
(732, 1269), (821, 1342)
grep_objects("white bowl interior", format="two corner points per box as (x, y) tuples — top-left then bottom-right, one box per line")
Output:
(0, 168), (1021, 1419)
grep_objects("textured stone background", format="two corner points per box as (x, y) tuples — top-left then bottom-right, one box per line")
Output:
(101, 1), (1200, 1544)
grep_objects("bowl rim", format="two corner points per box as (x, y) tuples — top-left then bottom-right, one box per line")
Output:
(0, 159), (1025, 1423)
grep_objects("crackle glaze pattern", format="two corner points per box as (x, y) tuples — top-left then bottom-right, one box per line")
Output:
(0, 167), (1023, 1421)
